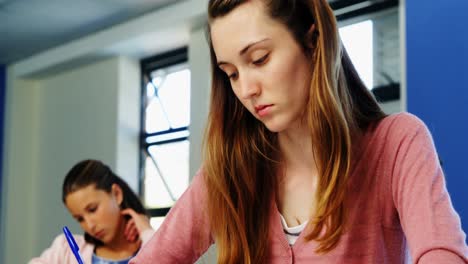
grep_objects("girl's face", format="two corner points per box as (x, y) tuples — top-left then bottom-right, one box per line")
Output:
(210, 0), (313, 133)
(65, 184), (124, 245)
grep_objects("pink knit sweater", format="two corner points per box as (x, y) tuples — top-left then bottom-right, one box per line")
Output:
(131, 113), (468, 263)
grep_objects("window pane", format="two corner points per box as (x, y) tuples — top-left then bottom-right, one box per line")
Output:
(144, 156), (173, 208)
(144, 140), (190, 208)
(150, 216), (166, 231)
(145, 66), (190, 134)
(158, 69), (191, 128)
(339, 20), (373, 89)
(145, 91), (171, 133)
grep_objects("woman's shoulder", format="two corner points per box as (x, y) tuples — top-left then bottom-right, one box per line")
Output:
(358, 112), (432, 157)
(379, 112), (426, 131)
(368, 112), (428, 140)
(191, 167), (208, 189)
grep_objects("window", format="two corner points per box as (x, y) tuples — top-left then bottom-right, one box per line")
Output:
(340, 20), (374, 89)
(332, 0), (401, 106)
(140, 48), (190, 229)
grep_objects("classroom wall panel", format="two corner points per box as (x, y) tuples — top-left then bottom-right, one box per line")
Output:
(406, 0), (468, 235)
(0, 65), (6, 260)
(0, 65), (5, 216)
(1, 73), (41, 264)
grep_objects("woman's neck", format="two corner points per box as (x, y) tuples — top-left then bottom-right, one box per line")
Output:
(276, 122), (319, 225)
(278, 122), (316, 173)
(95, 220), (141, 260)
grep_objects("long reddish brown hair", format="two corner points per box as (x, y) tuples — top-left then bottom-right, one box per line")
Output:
(203, 0), (386, 262)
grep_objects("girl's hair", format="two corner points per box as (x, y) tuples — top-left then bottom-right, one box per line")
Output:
(204, 0), (386, 262)
(62, 159), (147, 245)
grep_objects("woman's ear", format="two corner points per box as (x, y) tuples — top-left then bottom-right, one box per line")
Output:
(111, 183), (124, 207)
(305, 24), (318, 49)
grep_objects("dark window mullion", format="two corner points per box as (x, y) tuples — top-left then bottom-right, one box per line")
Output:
(145, 126), (189, 137)
(147, 207), (171, 217)
(144, 137), (189, 148)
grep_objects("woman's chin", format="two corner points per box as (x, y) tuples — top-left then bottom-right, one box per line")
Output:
(262, 122), (287, 133)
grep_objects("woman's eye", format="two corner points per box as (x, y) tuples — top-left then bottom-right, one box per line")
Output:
(228, 72), (238, 80)
(88, 206), (97, 213)
(253, 54), (268, 65)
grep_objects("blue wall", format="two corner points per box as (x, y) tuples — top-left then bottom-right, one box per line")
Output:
(406, 0), (468, 234)
(0, 65), (5, 211)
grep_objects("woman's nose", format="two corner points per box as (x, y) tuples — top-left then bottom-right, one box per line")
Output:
(238, 73), (261, 99)
(84, 217), (96, 231)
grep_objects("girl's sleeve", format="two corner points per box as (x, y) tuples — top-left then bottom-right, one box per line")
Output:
(130, 170), (214, 264)
(139, 228), (156, 245)
(27, 234), (74, 264)
(391, 114), (468, 263)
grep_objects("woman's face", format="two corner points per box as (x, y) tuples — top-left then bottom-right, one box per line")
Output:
(210, 0), (313, 133)
(65, 184), (124, 245)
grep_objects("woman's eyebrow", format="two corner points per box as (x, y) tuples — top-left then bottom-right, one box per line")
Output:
(239, 38), (270, 56)
(217, 38), (270, 66)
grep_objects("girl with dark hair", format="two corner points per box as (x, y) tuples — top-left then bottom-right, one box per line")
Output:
(131, 0), (467, 263)
(29, 159), (154, 264)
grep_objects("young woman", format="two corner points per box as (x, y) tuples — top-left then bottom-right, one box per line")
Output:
(131, 0), (467, 263)
(29, 159), (154, 264)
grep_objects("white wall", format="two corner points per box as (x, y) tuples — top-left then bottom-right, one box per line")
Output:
(34, 57), (121, 253)
(116, 57), (142, 191)
(1, 76), (40, 262)
(189, 26), (211, 179)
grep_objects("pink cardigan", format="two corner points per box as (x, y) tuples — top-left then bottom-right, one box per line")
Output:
(28, 229), (155, 264)
(131, 113), (468, 263)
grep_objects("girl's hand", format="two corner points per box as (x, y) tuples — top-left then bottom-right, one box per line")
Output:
(121, 208), (152, 243)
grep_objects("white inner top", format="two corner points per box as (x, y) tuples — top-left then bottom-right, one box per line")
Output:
(279, 214), (309, 245)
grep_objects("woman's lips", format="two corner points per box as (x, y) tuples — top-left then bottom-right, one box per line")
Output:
(255, 104), (273, 117)
(94, 230), (105, 239)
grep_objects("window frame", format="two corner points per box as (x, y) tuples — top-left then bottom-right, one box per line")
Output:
(139, 47), (189, 218)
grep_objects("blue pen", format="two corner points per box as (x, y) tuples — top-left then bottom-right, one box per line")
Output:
(63, 226), (85, 264)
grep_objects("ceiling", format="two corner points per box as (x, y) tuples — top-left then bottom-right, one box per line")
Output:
(0, 0), (182, 65)
(0, 0), (397, 66)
